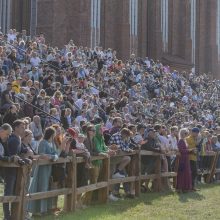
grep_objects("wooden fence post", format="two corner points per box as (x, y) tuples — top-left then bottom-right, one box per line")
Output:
(152, 155), (161, 192)
(135, 150), (141, 196)
(11, 165), (26, 220)
(64, 154), (76, 211)
(20, 165), (31, 220)
(98, 156), (110, 203)
(207, 152), (219, 183)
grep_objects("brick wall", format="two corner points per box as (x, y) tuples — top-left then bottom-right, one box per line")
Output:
(34, 0), (220, 76)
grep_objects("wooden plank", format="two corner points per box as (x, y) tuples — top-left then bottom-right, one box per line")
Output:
(161, 172), (177, 177)
(76, 152), (138, 164)
(140, 174), (159, 180)
(26, 188), (72, 201)
(134, 150), (141, 196)
(11, 167), (24, 220)
(64, 153), (76, 211)
(76, 155), (106, 163)
(109, 176), (138, 185)
(206, 152), (219, 183)
(98, 157), (110, 203)
(140, 150), (179, 157)
(112, 151), (137, 157)
(0, 161), (19, 167)
(153, 155), (161, 192)
(76, 182), (108, 194)
(0, 157), (72, 167)
(140, 150), (161, 156)
(0, 196), (20, 203)
(20, 165), (31, 220)
(34, 157), (72, 165)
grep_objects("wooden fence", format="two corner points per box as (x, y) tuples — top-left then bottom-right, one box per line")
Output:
(0, 150), (219, 220)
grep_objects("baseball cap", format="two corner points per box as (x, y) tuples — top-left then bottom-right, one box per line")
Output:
(191, 127), (200, 133)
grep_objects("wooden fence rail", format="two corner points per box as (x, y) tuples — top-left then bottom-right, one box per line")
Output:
(0, 150), (219, 220)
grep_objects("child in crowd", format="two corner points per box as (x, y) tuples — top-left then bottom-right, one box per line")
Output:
(76, 133), (92, 169)
(68, 128), (92, 169)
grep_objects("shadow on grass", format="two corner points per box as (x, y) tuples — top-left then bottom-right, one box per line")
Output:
(30, 184), (220, 220)
(176, 183), (220, 203)
(177, 191), (205, 203)
(35, 191), (177, 220)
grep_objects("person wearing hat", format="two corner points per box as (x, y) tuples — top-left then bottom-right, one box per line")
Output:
(186, 127), (200, 190)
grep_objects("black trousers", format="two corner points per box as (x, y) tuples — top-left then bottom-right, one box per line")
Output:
(190, 160), (197, 188)
(3, 170), (17, 220)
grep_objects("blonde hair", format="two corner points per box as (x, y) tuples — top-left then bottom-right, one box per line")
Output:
(179, 128), (188, 139)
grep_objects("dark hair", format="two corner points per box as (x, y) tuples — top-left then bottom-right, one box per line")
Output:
(121, 128), (132, 137)
(12, 120), (25, 130)
(154, 124), (161, 131)
(1, 123), (12, 132)
(81, 124), (88, 134)
(86, 125), (95, 134)
(112, 117), (121, 125)
(44, 127), (56, 141)
(128, 124), (136, 131)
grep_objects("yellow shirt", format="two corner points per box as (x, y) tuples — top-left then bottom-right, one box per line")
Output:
(12, 81), (20, 94)
(186, 135), (197, 161)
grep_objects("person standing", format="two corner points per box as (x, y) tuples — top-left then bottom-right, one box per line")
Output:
(186, 127), (200, 190)
(0, 123), (13, 183)
(176, 128), (192, 192)
(3, 120), (25, 220)
(28, 127), (59, 216)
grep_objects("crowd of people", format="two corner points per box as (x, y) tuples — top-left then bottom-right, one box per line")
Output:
(0, 28), (220, 219)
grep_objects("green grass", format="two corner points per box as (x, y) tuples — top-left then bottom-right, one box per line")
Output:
(1, 184), (220, 220)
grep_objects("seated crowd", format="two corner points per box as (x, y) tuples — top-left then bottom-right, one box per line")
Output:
(0, 29), (220, 219)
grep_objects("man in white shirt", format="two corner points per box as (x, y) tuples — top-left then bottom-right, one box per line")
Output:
(168, 126), (179, 171)
(7, 29), (17, 42)
(30, 52), (41, 67)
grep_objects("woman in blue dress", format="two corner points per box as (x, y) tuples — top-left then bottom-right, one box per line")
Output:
(27, 127), (59, 216)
